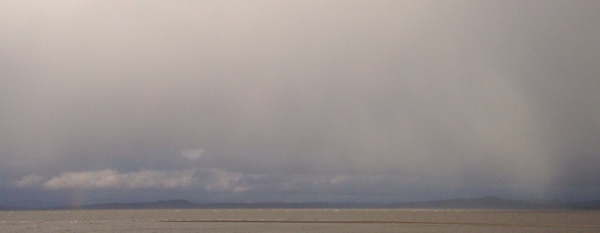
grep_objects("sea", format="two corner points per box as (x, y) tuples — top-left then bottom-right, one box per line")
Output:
(1, 209), (599, 233)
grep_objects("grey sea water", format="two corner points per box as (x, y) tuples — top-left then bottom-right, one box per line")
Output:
(1, 209), (599, 233)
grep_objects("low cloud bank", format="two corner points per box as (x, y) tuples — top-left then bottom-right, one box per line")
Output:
(40, 170), (195, 189)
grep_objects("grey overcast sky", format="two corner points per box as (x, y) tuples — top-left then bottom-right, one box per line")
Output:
(1, 0), (599, 207)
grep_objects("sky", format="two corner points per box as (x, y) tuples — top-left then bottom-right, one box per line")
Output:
(1, 0), (599, 208)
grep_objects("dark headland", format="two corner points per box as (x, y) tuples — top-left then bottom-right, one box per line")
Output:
(37, 196), (600, 210)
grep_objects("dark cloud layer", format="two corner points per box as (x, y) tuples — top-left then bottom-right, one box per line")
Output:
(1, 1), (599, 207)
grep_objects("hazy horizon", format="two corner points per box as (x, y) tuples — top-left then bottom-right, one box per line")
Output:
(1, 0), (599, 208)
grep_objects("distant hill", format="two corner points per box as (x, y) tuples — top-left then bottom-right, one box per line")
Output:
(57, 200), (358, 210)
(388, 196), (543, 209)
(0, 205), (22, 211)
(58, 200), (202, 210)
(388, 196), (600, 209)
(26, 197), (600, 210)
(562, 199), (600, 209)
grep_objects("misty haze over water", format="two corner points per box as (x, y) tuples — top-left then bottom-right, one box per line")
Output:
(1, 0), (599, 208)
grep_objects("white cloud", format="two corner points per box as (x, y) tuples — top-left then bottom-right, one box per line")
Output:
(198, 168), (250, 193)
(17, 168), (251, 193)
(42, 169), (195, 189)
(181, 148), (204, 160)
(33, 168), (250, 193)
(15, 175), (46, 187)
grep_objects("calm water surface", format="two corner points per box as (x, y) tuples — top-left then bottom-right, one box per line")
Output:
(1, 209), (599, 232)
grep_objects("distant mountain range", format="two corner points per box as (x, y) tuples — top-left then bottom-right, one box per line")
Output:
(2, 196), (598, 210)
(56, 200), (344, 210)
(41, 196), (599, 210)
(0, 205), (28, 211)
(387, 196), (600, 209)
